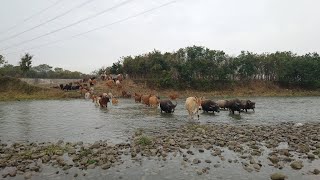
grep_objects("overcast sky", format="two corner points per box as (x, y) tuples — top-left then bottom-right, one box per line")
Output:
(0, 0), (319, 74)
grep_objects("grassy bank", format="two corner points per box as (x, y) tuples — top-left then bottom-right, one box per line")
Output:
(0, 77), (82, 101)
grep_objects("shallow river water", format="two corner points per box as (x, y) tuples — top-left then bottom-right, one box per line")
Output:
(0, 97), (319, 143)
(0, 97), (320, 180)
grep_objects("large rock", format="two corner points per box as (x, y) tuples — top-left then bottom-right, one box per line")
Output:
(270, 173), (287, 180)
(268, 155), (279, 164)
(290, 161), (303, 170)
(297, 143), (310, 153)
(91, 141), (101, 149)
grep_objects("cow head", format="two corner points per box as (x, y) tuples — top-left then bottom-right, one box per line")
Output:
(195, 97), (203, 110)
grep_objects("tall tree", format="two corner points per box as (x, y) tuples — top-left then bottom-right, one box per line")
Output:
(19, 53), (33, 76)
(0, 54), (6, 67)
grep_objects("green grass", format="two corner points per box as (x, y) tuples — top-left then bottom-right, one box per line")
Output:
(136, 135), (153, 146)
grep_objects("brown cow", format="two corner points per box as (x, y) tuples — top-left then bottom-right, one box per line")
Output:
(141, 94), (151, 106)
(169, 92), (179, 100)
(122, 90), (131, 98)
(106, 80), (114, 88)
(99, 96), (110, 108)
(134, 93), (142, 103)
(112, 97), (119, 105)
(149, 95), (160, 107)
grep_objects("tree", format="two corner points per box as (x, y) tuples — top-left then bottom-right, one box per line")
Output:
(19, 53), (33, 76)
(33, 64), (52, 73)
(110, 61), (123, 74)
(0, 55), (5, 66)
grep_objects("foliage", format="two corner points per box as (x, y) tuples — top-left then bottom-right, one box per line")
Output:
(0, 62), (85, 79)
(115, 46), (320, 89)
(19, 53), (33, 74)
(0, 54), (6, 66)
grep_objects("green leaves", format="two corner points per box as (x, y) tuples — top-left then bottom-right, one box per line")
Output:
(19, 53), (33, 74)
(118, 47), (320, 89)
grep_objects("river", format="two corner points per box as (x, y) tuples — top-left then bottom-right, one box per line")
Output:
(0, 97), (319, 180)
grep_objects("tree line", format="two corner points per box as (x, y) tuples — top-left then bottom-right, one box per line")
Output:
(0, 53), (85, 79)
(99, 46), (320, 90)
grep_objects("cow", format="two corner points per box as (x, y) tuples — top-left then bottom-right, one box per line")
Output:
(141, 94), (151, 106)
(94, 96), (101, 106)
(185, 97), (203, 120)
(84, 92), (91, 100)
(201, 100), (220, 114)
(216, 100), (229, 110)
(71, 85), (80, 90)
(168, 92), (178, 100)
(117, 74), (123, 81)
(240, 100), (256, 112)
(63, 84), (72, 91)
(59, 84), (64, 90)
(112, 97), (119, 105)
(134, 93), (142, 103)
(116, 80), (121, 86)
(160, 100), (177, 113)
(99, 96), (110, 108)
(122, 90), (131, 98)
(226, 99), (241, 114)
(91, 94), (97, 103)
(107, 92), (113, 99)
(106, 80), (114, 88)
(149, 95), (160, 107)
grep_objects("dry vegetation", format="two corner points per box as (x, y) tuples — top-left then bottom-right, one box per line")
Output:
(91, 79), (320, 99)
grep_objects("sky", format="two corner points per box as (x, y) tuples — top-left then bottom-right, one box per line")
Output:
(0, 0), (319, 74)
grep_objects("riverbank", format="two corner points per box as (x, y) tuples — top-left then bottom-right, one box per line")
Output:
(0, 77), (82, 101)
(1, 122), (319, 179)
(1, 77), (320, 101)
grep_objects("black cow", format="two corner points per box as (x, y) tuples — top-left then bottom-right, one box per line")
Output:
(201, 100), (220, 114)
(160, 100), (177, 113)
(63, 84), (72, 91)
(59, 84), (64, 90)
(71, 85), (80, 90)
(240, 100), (255, 112)
(226, 99), (241, 114)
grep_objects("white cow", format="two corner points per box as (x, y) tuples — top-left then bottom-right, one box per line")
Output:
(185, 97), (202, 120)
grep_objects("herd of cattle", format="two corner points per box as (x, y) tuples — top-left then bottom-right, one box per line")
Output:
(56, 76), (255, 120)
(82, 90), (255, 120)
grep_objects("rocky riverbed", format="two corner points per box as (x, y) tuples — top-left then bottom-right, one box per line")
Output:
(1, 122), (320, 179)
